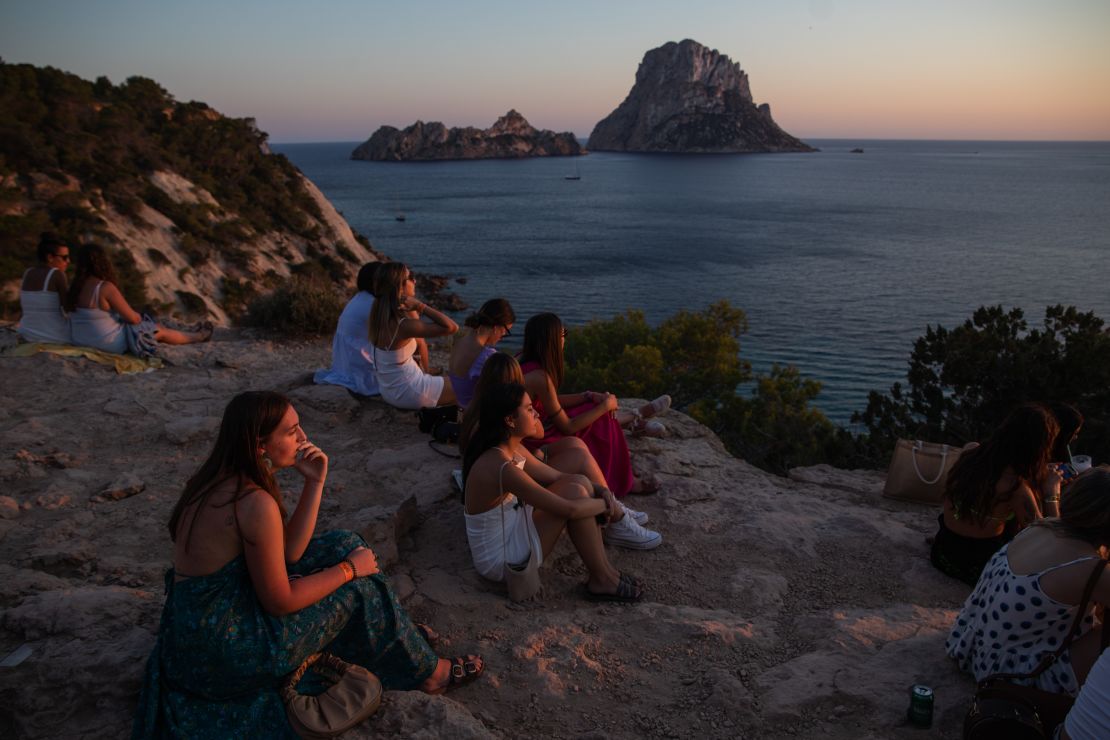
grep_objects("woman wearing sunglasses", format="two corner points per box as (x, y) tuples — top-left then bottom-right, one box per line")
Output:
(447, 298), (516, 409)
(367, 262), (457, 409)
(18, 232), (72, 344)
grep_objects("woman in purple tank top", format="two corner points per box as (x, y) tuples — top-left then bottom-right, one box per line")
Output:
(447, 298), (515, 409)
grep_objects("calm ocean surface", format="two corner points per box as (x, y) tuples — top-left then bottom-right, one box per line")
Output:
(275, 140), (1110, 425)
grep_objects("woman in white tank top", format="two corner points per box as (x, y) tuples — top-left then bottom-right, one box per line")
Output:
(17, 233), (71, 344)
(67, 243), (212, 354)
(366, 262), (458, 409)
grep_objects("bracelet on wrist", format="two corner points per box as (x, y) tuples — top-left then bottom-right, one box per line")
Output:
(344, 557), (358, 579)
(338, 560), (354, 582)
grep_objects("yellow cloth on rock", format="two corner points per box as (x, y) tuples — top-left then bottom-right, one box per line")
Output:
(8, 342), (163, 374)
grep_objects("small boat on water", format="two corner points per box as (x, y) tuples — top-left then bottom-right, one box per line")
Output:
(565, 158), (581, 180)
(395, 213), (406, 222)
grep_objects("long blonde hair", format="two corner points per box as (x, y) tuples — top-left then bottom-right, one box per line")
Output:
(367, 262), (408, 346)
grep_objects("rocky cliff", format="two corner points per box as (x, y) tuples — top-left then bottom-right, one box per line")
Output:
(0, 64), (381, 324)
(588, 40), (814, 154)
(0, 329), (975, 739)
(352, 110), (583, 161)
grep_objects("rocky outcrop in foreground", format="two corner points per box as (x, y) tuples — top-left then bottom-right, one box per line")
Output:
(352, 110), (583, 161)
(0, 328), (976, 739)
(588, 39), (814, 154)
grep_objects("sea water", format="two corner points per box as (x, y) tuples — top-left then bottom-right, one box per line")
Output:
(275, 140), (1110, 424)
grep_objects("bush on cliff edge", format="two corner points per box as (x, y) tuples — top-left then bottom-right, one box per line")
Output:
(245, 276), (344, 337)
(564, 302), (850, 474)
(853, 304), (1110, 467)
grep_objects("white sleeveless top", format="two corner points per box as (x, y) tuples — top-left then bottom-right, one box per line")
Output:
(372, 319), (444, 409)
(18, 268), (70, 344)
(463, 455), (543, 581)
(70, 281), (127, 354)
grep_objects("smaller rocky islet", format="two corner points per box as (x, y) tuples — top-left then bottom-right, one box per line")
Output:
(351, 110), (582, 162)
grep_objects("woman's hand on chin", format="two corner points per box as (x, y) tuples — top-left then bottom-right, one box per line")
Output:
(293, 441), (328, 484)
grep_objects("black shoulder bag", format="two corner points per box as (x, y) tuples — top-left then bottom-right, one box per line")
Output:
(963, 558), (1107, 740)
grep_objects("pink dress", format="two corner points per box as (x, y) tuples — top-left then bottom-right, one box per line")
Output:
(520, 360), (634, 498)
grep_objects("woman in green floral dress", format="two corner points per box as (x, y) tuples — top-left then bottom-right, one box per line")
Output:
(133, 391), (483, 738)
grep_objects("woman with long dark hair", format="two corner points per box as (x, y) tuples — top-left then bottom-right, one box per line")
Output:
(367, 262), (457, 409)
(67, 243), (210, 353)
(930, 402), (1062, 585)
(134, 391), (483, 736)
(947, 466), (1110, 697)
(460, 353), (661, 549)
(447, 298), (515, 408)
(18, 232), (71, 344)
(463, 382), (646, 601)
(520, 313), (662, 497)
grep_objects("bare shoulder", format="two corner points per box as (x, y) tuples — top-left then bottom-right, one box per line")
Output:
(49, 270), (68, 293)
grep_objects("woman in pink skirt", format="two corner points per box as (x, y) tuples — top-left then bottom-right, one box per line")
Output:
(519, 313), (665, 497)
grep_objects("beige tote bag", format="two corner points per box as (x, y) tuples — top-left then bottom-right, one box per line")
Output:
(882, 439), (963, 504)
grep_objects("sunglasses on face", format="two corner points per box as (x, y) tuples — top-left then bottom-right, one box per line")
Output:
(53, 253), (70, 262)
(502, 325), (513, 337)
(561, 329), (569, 339)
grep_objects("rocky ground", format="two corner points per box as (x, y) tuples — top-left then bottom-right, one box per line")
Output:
(0, 326), (977, 739)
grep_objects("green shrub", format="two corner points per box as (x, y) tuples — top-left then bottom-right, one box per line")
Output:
(854, 304), (1110, 467)
(563, 302), (849, 475)
(691, 365), (856, 475)
(565, 301), (749, 408)
(221, 276), (258, 322)
(245, 276), (343, 336)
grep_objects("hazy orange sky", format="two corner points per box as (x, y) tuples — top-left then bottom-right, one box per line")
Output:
(3, 0), (1108, 142)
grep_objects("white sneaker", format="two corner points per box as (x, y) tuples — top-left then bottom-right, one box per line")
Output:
(620, 503), (649, 525)
(603, 513), (662, 550)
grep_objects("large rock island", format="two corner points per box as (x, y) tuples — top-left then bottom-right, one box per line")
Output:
(351, 110), (583, 161)
(588, 39), (814, 154)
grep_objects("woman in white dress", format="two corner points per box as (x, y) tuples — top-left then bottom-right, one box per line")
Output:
(17, 233), (71, 344)
(367, 262), (457, 409)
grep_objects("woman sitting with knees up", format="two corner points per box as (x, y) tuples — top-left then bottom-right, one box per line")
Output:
(447, 298), (515, 409)
(520, 313), (664, 497)
(367, 262), (457, 410)
(18, 232), (71, 344)
(460, 352), (661, 550)
(947, 466), (1110, 698)
(930, 402), (1062, 586)
(463, 381), (646, 602)
(134, 391), (483, 737)
(67, 243), (211, 354)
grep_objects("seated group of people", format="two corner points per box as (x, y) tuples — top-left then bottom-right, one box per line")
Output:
(137, 260), (679, 734)
(316, 260), (675, 582)
(929, 401), (1109, 736)
(17, 234), (212, 354)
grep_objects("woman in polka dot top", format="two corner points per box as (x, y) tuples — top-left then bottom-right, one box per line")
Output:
(946, 466), (1110, 696)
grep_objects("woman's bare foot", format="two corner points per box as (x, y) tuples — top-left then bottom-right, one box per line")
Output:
(420, 655), (485, 694)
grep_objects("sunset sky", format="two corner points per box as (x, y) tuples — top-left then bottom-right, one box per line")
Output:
(3, 0), (1108, 142)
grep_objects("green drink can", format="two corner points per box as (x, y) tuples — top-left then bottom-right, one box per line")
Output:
(907, 684), (934, 728)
